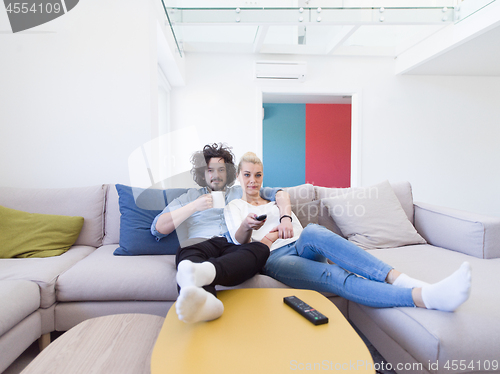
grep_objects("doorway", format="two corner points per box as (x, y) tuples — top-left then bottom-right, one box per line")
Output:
(261, 93), (355, 188)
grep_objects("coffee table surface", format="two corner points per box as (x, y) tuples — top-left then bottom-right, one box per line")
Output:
(151, 288), (374, 373)
(21, 313), (164, 374)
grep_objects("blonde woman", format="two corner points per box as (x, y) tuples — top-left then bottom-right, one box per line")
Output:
(224, 152), (472, 312)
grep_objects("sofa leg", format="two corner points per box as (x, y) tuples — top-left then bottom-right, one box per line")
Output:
(38, 333), (51, 351)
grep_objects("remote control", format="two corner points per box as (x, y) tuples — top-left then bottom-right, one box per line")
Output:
(284, 296), (329, 325)
(255, 214), (267, 221)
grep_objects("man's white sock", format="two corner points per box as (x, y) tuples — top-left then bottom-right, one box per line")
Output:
(421, 262), (472, 312)
(176, 286), (224, 323)
(176, 260), (216, 289)
(392, 273), (430, 289)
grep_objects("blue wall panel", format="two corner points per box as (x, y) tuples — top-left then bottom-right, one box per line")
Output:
(262, 103), (306, 187)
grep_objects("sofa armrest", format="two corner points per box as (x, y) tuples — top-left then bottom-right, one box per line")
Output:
(414, 202), (500, 259)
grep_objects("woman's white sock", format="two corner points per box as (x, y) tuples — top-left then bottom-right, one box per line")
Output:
(392, 273), (430, 289)
(421, 262), (472, 312)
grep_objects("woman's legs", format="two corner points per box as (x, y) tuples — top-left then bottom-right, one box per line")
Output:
(294, 224), (393, 282)
(265, 227), (472, 311)
(264, 245), (414, 308)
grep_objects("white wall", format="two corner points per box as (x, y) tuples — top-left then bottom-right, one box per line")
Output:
(0, 0), (157, 188)
(171, 53), (500, 217)
(1, 1), (499, 218)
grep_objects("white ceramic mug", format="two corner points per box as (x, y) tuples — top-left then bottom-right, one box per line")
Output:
(211, 191), (225, 209)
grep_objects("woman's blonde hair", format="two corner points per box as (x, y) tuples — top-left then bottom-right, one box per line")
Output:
(237, 152), (263, 174)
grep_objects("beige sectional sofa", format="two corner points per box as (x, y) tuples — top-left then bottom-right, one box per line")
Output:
(1, 182), (499, 374)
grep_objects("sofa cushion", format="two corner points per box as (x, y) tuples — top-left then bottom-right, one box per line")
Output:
(0, 280), (40, 336)
(0, 310), (42, 374)
(292, 200), (320, 228)
(0, 246), (95, 308)
(284, 184), (315, 205)
(315, 181), (415, 224)
(322, 180), (426, 250)
(103, 184), (120, 246)
(415, 202), (500, 259)
(318, 200), (344, 237)
(0, 185), (106, 248)
(354, 244), (500, 370)
(0, 206), (83, 258)
(113, 184), (186, 256)
(57, 245), (179, 302)
(284, 184), (318, 227)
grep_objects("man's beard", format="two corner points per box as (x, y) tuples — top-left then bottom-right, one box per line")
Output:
(209, 179), (226, 191)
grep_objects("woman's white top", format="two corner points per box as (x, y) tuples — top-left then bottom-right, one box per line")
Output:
(224, 199), (303, 251)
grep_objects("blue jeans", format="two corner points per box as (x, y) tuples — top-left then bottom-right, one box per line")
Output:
(263, 224), (415, 308)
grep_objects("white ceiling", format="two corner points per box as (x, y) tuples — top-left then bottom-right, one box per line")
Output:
(163, 0), (500, 76)
(263, 93), (352, 104)
(399, 22), (500, 75)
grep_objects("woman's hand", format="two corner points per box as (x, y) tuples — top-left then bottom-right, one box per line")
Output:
(260, 227), (280, 248)
(235, 213), (266, 244)
(277, 218), (294, 239)
(243, 213), (266, 231)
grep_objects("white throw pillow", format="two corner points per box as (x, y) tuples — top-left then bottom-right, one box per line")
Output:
(322, 180), (426, 250)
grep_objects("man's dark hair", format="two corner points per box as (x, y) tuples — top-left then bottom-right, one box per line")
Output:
(190, 143), (237, 188)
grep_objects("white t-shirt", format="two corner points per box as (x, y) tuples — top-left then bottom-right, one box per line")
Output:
(224, 199), (303, 251)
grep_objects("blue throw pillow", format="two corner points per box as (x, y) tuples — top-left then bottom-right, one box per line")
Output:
(113, 184), (187, 256)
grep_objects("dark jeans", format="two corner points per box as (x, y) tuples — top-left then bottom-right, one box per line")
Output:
(175, 236), (270, 296)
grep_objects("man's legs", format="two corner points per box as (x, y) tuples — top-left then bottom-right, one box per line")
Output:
(176, 237), (269, 294)
(208, 237), (270, 287)
(175, 237), (269, 323)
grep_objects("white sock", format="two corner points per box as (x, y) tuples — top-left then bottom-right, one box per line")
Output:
(392, 273), (430, 289)
(176, 260), (216, 289)
(176, 286), (224, 323)
(421, 262), (471, 312)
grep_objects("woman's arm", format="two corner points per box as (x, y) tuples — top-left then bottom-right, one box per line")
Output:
(260, 227), (280, 249)
(275, 190), (294, 239)
(234, 213), (266, 244)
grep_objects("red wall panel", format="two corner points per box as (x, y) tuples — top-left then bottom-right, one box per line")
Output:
(305, 104), (351, 188)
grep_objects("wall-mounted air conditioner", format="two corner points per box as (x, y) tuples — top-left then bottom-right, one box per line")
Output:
(255, 61), (307, 82)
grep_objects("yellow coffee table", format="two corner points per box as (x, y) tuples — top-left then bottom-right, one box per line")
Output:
(151, 288), (374, 373)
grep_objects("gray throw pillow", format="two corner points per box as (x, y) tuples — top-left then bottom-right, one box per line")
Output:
(322, 180), (426, 250)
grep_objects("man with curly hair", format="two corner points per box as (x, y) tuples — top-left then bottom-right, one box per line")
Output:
(151, 143), (293, 323)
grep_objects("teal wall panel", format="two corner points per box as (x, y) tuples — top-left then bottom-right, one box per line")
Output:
(262, 103), (306, 187)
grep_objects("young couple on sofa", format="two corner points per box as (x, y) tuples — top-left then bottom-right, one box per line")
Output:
(151, 143), (471, 323)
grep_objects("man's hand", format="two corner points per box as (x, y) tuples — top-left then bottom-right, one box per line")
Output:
(277, 217), (294, 239)
(156, 195), (211, 236)
(193, 194), (213, 212)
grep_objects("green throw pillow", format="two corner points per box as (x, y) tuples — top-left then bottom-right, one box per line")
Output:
(0, 205), (84, 258)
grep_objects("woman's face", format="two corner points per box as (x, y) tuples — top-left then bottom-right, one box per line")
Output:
(238, 162), (263, 196)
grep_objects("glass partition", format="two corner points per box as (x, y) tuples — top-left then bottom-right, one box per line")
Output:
(159, 0), (461, 57)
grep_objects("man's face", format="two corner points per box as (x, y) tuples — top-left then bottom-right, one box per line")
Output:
(205, 157), (227, 191)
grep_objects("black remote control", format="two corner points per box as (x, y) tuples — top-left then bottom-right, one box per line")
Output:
(284, 296), (329, 325)
(255, 214), (267, 221)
